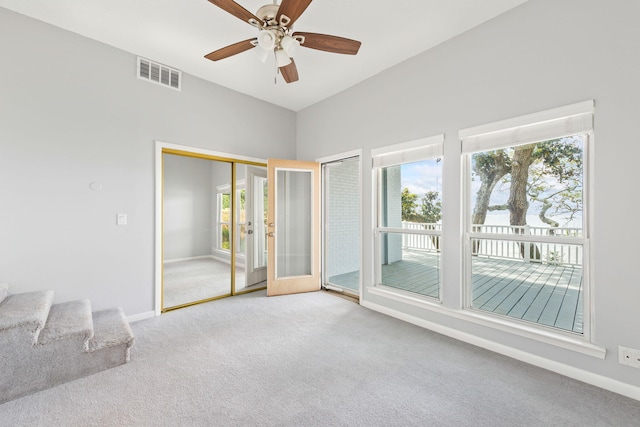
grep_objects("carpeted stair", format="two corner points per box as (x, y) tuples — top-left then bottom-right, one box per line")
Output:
(0, 283), (134, 404)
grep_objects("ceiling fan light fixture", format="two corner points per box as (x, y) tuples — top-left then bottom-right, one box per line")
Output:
(255, 46), (270, 63)
(280, 35), (300, 56)
(257, 29), (277, 50)
(275, 48), (292, 67)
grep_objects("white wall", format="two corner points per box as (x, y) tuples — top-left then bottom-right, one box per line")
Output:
(0, 8), (295, 316)
(297, 0), (640, 392)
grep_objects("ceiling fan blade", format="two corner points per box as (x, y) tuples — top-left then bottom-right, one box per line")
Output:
(205, 38), (257, 61)
(279, 59), (299, 83)
(277, 0), (313, 27)
(292, 32), (361, 55)
(207, 0), (263, 27)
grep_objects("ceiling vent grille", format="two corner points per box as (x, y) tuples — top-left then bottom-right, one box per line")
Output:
(137, 57), (181, 91)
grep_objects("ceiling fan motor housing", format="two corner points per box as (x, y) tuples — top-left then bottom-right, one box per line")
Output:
(256, 4), (280, 25)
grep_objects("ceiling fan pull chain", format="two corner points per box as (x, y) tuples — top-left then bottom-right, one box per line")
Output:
(274, 51), (279, 85)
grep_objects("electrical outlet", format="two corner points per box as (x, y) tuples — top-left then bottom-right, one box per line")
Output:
(618, 346), (640, 368)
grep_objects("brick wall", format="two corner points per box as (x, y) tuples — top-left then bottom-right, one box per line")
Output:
(325, 160), (360, 277)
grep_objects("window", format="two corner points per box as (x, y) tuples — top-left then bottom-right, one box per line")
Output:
(461, 101), (593, 335)
(217, 188), (231, 251)
(372, 136), (444, 299)
(217, 183), (247, 256)
(236, 186), (246, 255)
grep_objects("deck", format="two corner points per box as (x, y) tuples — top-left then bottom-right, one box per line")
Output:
(329, 248), (583, 334)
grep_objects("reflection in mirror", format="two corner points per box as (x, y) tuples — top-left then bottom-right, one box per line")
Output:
(236, 164), (268, 291)
(162, 154), (232, 308)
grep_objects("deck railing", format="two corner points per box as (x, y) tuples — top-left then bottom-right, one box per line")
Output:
(402, 222), (583, 266)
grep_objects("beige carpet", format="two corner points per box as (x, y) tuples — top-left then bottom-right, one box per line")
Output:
(1, 290), (639, 426)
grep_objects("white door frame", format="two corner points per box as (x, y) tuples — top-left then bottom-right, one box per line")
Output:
(316, 149), (363, 298)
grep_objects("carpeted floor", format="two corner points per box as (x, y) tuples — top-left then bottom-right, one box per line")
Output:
(163, 258), (248, 308)
(1, 290), (639, 426)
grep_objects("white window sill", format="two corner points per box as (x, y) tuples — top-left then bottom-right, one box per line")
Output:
(366, 286), (606, 359)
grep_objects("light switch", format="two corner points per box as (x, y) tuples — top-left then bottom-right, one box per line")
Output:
(116, 214), (127, 225)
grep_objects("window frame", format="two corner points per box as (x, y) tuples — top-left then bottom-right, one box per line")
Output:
(372, 135), (445, 301)
(460, 100), (594, 339)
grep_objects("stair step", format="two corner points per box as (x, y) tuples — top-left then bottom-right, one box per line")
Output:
(0, 290), (54, 340)
(0, 283), (8, 305)
(38, 300), (94, 345)
(86, 308), (134, 352)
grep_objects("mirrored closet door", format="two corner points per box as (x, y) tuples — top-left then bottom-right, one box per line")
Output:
(162, 151), (267, 311)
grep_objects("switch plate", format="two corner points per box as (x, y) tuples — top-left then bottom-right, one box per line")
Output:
(116, 214), (127, 225)
(618, 346), (640, 369)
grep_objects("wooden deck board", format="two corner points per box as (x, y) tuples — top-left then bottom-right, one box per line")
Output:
(330, 248), (583, 334)
(492, 263), (555, 316)
(377, 249), (583, 334)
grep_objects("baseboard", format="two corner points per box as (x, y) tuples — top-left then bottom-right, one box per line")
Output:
(361, 299), (640, 402)
(164, 255), (213, 264)
(127, 311), (155, 323)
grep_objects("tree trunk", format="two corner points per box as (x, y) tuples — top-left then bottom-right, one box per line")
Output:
(471, 150), (510, 254)
(472, 151), (510, 226)
(508, 144), (540, 260)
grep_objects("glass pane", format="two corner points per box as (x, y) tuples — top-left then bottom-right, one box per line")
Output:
(276, 169), (312, 278)
(470, 238), (583, 333)
(220, 193), (231, 250)
(470, 136), (584, 238)
(162, 154), (232, 308)
(380, 158), (442, 230)
(221, 224), (230, 250)
(378, 231), (440, 298)
(324, 158), (360, 293)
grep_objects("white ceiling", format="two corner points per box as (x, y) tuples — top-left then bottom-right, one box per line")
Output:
(0, 0), (527, 111)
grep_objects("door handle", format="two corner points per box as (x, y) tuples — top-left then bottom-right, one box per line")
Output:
(247, 230), (253, 234)
(268, 232), (275, 237)
(268, 223), (275, 227)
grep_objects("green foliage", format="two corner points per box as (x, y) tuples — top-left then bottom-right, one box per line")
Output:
(221, 193), (230, 209)
(221, 226), (230, 250)
(401, 188), (419, 221)
(472, 136), (583, 227)
(402, 187), (442, 224)
(420, 191), (442, 223)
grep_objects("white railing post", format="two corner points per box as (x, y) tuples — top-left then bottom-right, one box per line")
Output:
(524, 225), (530, 263)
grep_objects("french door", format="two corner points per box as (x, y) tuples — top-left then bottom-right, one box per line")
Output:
(266, 159), (321, 296)
(244, 166), (268, 286)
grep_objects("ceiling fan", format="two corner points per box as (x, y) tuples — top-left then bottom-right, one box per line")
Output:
(204, 0), (362, 83)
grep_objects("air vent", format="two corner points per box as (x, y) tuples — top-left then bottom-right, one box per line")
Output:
(137, 57), (181, 91)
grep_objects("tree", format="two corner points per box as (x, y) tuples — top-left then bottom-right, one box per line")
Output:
(471, 150), (511, 227)
(471, 137), (583, 258)
(401, 187), (419, 221)
(419, 190), (442, 250)
(420, 191), (442, 224)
